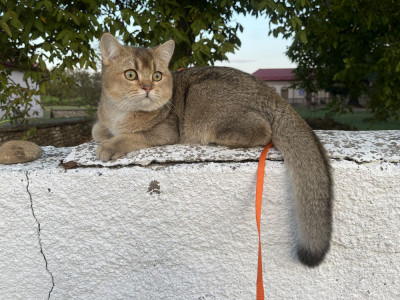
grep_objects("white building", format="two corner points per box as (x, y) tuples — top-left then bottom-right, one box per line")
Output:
(0, 62), (43, 120)
(252, 68), (331, 105)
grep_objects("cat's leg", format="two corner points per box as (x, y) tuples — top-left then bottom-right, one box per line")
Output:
(96, 121), (179, 161)
(212, 115), (272, 148)
(96, 133), (150, 161)
(92, 122), (113, 142)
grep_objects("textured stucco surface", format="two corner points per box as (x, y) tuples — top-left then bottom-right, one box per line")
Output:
(0, 131), (399, 299)
(64, 130), (400, 166)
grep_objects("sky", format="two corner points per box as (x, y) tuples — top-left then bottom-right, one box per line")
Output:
(214, 13), (296, 74)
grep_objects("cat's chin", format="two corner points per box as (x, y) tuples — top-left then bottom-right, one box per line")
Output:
(129, 95), (168, 112)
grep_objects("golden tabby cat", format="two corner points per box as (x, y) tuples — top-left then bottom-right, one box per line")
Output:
(93, 33), (332, 267)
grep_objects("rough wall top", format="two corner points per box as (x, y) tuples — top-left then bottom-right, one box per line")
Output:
(64, 130), (400, 167)
(0, 131), (399, 171)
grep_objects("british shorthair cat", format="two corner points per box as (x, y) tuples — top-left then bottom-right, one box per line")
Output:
(93, 33), (333, 267)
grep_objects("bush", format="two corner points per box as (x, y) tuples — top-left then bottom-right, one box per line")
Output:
(44, 70), (101, 106)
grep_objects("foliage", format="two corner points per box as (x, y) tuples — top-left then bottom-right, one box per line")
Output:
(3, 0), (399, 124)
(1, 0), (255, 124)
(44, 70), (101, 106)
(254, 0), (400, 120)
(0, 0), (106, 124)
(105, 0), (252, 69)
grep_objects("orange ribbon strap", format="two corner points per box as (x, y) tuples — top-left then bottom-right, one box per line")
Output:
(256, 143), (273, 300)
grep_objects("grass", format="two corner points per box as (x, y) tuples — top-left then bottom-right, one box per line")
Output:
(294, 106), (400, 130)
(41, 95), (90, 106)
(0, 105), (94, 128)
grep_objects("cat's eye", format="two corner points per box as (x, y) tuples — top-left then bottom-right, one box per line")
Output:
(124, 69), (138, 81)
(152, 71), (162, 81)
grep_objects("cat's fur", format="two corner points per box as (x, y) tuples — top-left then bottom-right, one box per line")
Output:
(93, 33), (333, 267)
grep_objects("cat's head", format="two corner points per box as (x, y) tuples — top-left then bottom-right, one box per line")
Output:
(100, 33), (175, 112)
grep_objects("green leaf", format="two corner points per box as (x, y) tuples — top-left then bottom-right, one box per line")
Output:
(9, 13), (24, 29)
(43, 0), (53, 12)
(57, 11), (63, 22)
(299, 31), (307, 44)
(70, 14), (80, 25)
(56, 29), (67, 41)
(34, 19), (44, 32)
(395, 62), (400, 73)
(38, 57), (46, 70)
(39, 83), (47, 94)
(42, 42), (51, 51)
(276, 3), (286, 15)
(0, 20), (12, 37)
(1, 11), (11, 22)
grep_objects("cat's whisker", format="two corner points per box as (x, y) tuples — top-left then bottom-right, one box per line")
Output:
(151, 95), (176, 114)
(162, 100), (175, 114)
(166, 100), (177, 112)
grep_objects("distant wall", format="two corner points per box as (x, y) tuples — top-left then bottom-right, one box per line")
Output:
(265, 80), (331, 105)
(0, 69), (43, 118)
(0, 118), (92, 147)
(50, 108), (92, 118)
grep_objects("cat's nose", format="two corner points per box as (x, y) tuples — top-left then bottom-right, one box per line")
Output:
(142, 86), (152, 94)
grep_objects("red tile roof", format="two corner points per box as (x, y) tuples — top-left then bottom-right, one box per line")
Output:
(252, 68), (296, 81)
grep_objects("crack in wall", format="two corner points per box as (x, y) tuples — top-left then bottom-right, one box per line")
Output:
(62, 155), (399, 170)
(25, 171), (55, 299)
(60, 157), (286, 171)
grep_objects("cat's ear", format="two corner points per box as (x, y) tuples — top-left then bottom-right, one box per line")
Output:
(154, 40), (175, 66)
(100, 33), (124, 65)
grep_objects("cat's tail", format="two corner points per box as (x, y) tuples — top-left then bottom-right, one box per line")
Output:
(270, 108), (333, 267)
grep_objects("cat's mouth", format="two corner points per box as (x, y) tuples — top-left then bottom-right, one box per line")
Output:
(134, 93), (157, 109)
(143, 93), (152, 100)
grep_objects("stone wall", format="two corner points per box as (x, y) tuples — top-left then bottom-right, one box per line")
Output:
(0, 118), (92, 147)
(50, 108), (92, 118)
(0, 131), (399, 299)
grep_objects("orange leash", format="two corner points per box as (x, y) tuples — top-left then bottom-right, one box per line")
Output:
(256, 143), (273, 300)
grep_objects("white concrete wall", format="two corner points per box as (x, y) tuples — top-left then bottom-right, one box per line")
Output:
(0, 131), (399, 299)
(266, 81), (331, 105)
(266, 80), (302, 103)
(0, 69), (43, 119)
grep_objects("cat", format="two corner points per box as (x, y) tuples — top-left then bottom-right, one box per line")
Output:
(92, 33), (333, 267)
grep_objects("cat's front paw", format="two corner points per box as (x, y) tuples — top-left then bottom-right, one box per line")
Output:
(96, 140), (126, 162)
